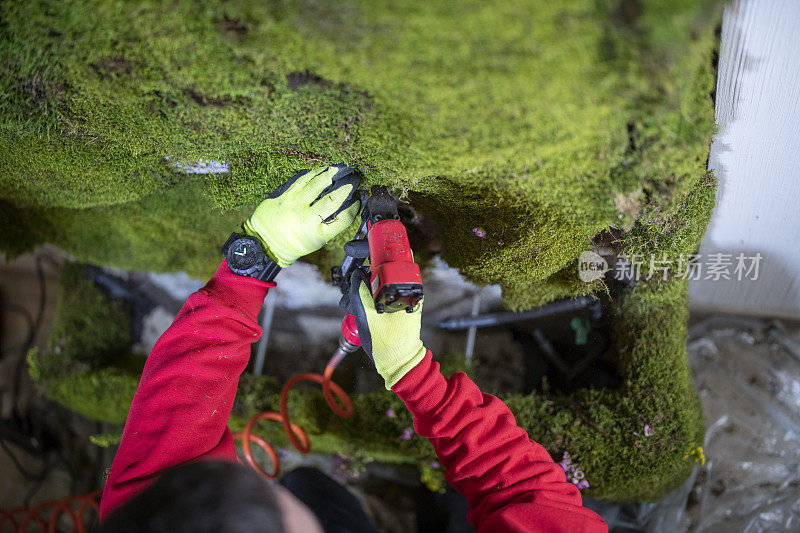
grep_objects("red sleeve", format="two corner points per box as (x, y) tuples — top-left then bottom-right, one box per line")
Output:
(99, 260), (273, 521)
(392, 350), (608, 533)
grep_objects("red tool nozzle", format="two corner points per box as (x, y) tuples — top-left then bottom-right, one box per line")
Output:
(329, 314), (361, 371)
(341, 313), (361, 346)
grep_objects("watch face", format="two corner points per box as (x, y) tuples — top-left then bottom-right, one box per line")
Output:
(228, 237), (262, 272)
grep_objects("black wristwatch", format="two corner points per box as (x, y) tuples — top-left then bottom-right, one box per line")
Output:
(221, 233), (281, 282)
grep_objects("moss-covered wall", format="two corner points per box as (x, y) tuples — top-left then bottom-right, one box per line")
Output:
(12, 0), (720, 502)
(1, 0), (720, 308)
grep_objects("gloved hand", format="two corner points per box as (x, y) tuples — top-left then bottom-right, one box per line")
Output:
(243, 165), (362, 268)
(339, 268), (427, 389)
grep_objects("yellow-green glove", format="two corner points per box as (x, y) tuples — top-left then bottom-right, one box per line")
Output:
(339, 268), (427, 389)
(243, 165), (362, 268)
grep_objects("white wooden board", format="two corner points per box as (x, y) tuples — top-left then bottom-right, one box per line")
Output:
(689, 0), (800, 319)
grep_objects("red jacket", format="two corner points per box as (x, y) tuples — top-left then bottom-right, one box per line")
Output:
(100, 261), (607, 532)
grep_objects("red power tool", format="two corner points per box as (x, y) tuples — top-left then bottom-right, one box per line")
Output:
(330, 186), (424, 363)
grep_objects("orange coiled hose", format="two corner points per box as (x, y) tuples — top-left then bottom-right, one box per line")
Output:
(0, 360), (351, 530)
(233, 353), (353, 479)
(0, 489), (101, 533)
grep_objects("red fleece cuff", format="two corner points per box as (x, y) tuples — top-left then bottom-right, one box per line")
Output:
(200, 260), (275, 321)
(391, 350), (449, 414)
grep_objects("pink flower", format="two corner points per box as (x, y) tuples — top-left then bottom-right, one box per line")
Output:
(644, 424), (654, 437)
(471, 227), (487, 238)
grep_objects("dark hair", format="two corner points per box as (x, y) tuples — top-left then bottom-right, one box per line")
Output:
(101, 461), (284, 533)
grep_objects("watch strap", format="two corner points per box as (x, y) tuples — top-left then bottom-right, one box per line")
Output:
(255, 259), (282, 282)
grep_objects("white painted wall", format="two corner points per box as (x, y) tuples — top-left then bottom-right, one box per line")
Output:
(690, 0), (800, 319)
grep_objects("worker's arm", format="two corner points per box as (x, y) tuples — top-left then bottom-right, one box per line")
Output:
(99, 261), (272, 519)
(393, 351), (608, 532)
(339, 269), (607, 532)
(100, 166), (362, 520)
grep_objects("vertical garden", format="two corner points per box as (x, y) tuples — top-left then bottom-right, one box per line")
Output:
(2, 0), (721, 500)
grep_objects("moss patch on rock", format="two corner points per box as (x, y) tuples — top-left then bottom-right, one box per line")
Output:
(28, 263), (143, 423)
(1, 0), (720, 305)
(16, 0), (720, 502)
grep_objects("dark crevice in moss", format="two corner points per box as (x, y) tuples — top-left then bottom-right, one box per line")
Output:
(287, 70), (329, 90)
(218, 16), (249, 40)
(91, 56), (135, 78)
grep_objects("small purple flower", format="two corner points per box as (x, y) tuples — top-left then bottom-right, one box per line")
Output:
(558, 452), (571, 473)
(471, 227), (487, 238)
(644, 424), (654, 437)
(560, 451), (591, 489)
(399, 427), (414, 440)
(277, 448), (288, 457)
(430, 461), (440, 469)
(386, 409), (396, 418)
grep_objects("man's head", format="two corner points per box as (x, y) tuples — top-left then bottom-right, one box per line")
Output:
(100, 461), (322, 533)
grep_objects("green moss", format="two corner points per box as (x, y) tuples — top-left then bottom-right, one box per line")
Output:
(2, 181), (254, 278)
(0, 0), (720, 307)
(29, 263), (143, 422)
(507, 277), (706, 501)
(44, 263), (132, 371)
(626, 170), (718, 261)
(34, 365), (139, 423)
(16, 0), (719, 501)
(90, 429), (124, 447)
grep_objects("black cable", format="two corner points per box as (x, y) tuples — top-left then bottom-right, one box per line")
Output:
(21, 453), (52, 508)
(9, 255), (47, 418)
(0, 254), (61, 507)
(2, 255), (107, 505)
(1, 302), (36, 352)
(0, 439), (51, 507)
(0, 439), (45, 480)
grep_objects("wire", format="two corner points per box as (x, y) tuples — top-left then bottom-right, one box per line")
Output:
(0, 489), (101, 533)
(7, 255), (48, 418)
(0, 440), (46, 482)
(0, 255), (57, 510)
(233, 354), (353, 479)
(0, 439), (54, 508)
(1, 303), (35, 355)
(1, 255), (91, 516)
